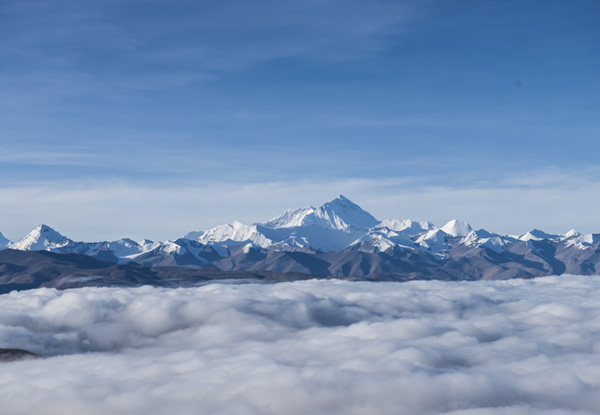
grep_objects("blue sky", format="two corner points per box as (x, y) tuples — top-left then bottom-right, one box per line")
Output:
(1, 0), (599, 241)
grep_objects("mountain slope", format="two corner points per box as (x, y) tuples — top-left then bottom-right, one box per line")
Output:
(263, 195), (379, 230)
(0, 249), (323, 293)
(3, 195), (600, 284)
(7, 225), (159, 263)
(9, 225), (70, 251)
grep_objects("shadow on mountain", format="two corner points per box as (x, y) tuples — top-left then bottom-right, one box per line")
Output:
(0, 348), (41, 363)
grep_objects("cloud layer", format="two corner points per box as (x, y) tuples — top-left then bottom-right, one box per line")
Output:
(2, 169), (600, 241)
(1, 277), (600, 414)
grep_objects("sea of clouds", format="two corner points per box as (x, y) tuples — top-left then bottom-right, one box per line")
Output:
(1, 276), (600, 414)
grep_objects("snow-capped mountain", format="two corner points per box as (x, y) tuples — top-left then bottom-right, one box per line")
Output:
(415, 229), (451, 256)
(440, 220), (473, 237)
(562, 231), (600, 250)
(194, 221), (273, 249)
(9, 224), (69, 251)
(263, 195), (379, 230)
(7, 225), (159, 263)
(376, 219), (435, 235)
(517, 229), (560, 241)
(3, 195), (600, 283)
(186, 195), (381, 252)
(460, 229), (513, 253)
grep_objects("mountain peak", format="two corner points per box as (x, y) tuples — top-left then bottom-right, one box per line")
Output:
(262, 206), (315, 228)
(37, 224), (58, 233)
(563, 229), (580, 238)
(261, 196), (379, 232)
(10, 224), (70, 251)
(326, 194), (356, 207)
(440, 220), (473, 237)
(519, 229), (560, 241)
(31, 224), (62, 236)
(316, 196), (379, 229)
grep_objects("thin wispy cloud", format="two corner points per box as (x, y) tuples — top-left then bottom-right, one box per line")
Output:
(1, 168), (599, 241)
(0, 0), (408, 90)
(0, 148), (96, 166)
(1, 0), (598, 238)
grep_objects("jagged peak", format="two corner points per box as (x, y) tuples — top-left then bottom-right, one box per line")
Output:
(10, 224), (70, 251)
(197, 220), (272, 248)
(262, 206), (314, 228)
(116, 237), (138, 246)
(563, 229), (580, 238)
(440, 220), (473, 237)
(262, 195), (378, 230)
(315, 195), (379, 229)
(377, 219), (435, 235)
(330, 194), (356, 205)
(29, 224), (68, 240)
(322, 194), (360, 209)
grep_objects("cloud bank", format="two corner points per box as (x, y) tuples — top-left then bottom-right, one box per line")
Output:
(2, 169), (600, 241)
(1, 277), (600, 414)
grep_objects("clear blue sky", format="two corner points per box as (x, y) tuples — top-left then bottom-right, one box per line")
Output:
(1, 0), (599, 241)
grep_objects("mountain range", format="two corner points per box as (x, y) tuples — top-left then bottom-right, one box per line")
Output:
(1, 195), (599, 290)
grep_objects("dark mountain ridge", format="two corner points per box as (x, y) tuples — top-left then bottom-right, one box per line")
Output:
(2, 196), (600, 291)
(2, 229), (600, 292)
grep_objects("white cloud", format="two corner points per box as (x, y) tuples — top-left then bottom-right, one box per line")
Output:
(1, 276), (600, 414)
(2, 169), (600, 241)
(0, 0), (409, 104)
(0, 147), (96, 166)
(0, 178), (411, 241)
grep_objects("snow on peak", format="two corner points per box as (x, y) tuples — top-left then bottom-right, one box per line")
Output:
(377, 219), (435, 235)
(262, 205), (316, 229)
(317, 195), (379, 229)
(103, 238), (162, 259)
(242, 243), (255, 254)
(10, 224), (70, 251)
(563, 229), (580, 239)
(440, 220), (473, 237)
(563, 233), (600, 250)
(264, 195), (379, 231)
(271, 236), (311, 249)
(349, 233), (396, 253)
(197, 221), (272, 248)
(415, 229), (450, 256)
(116, 238), (137, 247)
(518, 229), (559, 242)
(183, 230), (205, 240)
(460, 230), (508, 253)
(160, 241), (182, 255)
